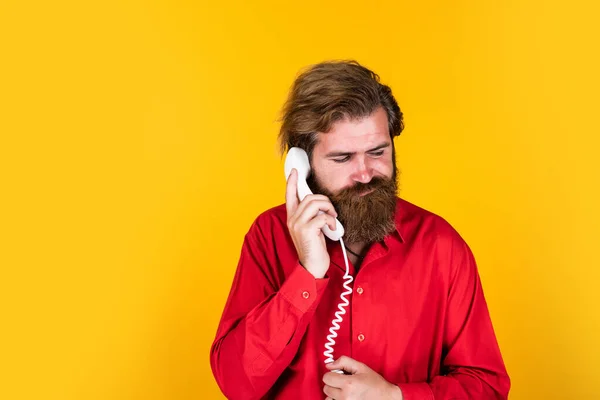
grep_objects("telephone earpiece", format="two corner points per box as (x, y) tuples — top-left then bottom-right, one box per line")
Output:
(284, 147), (345, 241)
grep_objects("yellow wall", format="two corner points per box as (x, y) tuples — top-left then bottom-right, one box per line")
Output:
(2, 0), (599, 399)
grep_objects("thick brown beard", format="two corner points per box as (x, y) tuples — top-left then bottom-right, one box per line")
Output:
(307, 173), (398, 244)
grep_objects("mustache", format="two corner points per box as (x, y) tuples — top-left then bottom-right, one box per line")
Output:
(335, 176), (392, 197)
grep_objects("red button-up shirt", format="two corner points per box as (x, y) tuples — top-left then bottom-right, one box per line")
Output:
(210, 197), (510, 399)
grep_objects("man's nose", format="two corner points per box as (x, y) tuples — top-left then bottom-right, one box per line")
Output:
(352, 157), (373, 184)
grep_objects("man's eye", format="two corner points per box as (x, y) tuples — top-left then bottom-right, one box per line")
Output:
(332, 156), (350, 163)
(369, 151), (384, 157)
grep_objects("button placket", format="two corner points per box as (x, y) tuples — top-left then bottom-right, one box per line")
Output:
(353, 281), (366, 346)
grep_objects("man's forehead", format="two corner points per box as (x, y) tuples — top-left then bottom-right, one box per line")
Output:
(315, 128), (390, 154)
(315, 107), (390, 150)
(318, 128), (388, 144)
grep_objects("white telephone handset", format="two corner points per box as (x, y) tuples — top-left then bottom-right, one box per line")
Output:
(284, 146), (352, 374)
(283, 147), (345, 241)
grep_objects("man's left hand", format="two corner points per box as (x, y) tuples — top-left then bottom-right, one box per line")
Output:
(322, 356), (403, 400)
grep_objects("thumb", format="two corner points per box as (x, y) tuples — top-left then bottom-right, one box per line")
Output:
(325, 356), (363, 375)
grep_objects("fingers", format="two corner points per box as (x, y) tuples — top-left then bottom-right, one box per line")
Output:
(286, 171), (335, 222)
(285, 168), (299, 217)
(322, 371), (350, 388)
(323, 384), (342, 400)
(325, 355), (363, 375)
(287, 191), (338, 233)
(294, 196), (337, 222)
(306, 212), (337, 233)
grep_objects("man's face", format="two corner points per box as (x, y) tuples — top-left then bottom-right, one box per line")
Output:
(307, 106), (399, 244)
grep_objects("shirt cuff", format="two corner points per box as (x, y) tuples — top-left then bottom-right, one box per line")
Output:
(278, 262), (329, 313)
(396, 382), (434, 400)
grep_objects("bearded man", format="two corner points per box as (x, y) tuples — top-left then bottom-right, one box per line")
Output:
(210, 60), (510, 400)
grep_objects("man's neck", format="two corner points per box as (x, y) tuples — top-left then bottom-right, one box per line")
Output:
(346, 241), (368, 257)
(344, 241), (372, 270)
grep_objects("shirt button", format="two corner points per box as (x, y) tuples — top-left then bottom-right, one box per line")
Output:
(302, 291), (310, 299)
(357, 333), (365, 342)
(356, 287), (364, 295)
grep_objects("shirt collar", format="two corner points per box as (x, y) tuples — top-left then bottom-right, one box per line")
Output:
(383, 197), (405, 246)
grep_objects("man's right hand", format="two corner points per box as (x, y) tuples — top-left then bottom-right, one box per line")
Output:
(285, 168), (337, 279)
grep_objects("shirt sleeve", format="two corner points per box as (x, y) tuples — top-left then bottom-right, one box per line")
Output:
(209, 220), (330, 400)
(397, 231), (510, 399)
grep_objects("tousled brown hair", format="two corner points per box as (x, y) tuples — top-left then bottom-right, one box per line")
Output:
(278, 60), (404, 158)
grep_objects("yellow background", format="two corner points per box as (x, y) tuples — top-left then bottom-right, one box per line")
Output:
(1, 0), (599, 399)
